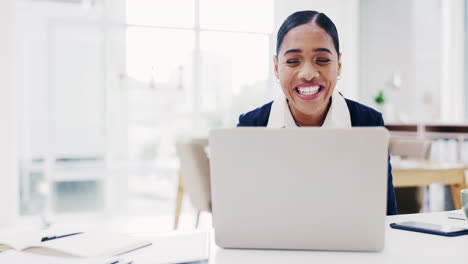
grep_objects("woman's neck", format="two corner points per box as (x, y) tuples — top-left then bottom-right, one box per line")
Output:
(288, 99), (332, 127)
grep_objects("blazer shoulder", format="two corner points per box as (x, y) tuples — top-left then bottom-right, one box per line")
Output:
(345, 98), (384, 126)
(237, 101), (273, 127)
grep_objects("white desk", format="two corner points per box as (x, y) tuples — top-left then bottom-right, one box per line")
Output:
(1, 211), (467, 263)
(208, 211), (468, 264)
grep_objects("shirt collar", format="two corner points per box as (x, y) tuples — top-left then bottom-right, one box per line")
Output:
(267, 89), (351, 128)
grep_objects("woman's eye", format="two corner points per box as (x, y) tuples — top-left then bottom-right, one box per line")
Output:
(286, 60), (299, 64)
(317, 59), (331, 64)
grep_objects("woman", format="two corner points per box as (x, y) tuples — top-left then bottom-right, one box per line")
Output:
(237, 10), (397, 215)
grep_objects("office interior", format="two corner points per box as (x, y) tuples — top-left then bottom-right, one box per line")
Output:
(0, 0), (468, 231)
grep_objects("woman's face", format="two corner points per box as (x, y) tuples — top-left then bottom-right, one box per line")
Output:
(274, 23), (341, 123)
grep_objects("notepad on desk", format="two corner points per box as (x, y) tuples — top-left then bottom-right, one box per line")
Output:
(0, 250), (117, 264)
(0, 232), (152, 258)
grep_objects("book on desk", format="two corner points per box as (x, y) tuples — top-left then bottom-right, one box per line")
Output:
(0, 231), (151, 258)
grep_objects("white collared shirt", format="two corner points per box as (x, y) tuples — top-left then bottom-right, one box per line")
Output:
(267, 89), (352, 128)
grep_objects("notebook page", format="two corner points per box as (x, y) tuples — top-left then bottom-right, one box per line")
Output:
(0, 250), (115, 264)
(0, 230), (44, 251)
(24, 232), (152, 257)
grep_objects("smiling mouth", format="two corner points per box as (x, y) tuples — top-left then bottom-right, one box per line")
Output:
(295, 85), (322, 95)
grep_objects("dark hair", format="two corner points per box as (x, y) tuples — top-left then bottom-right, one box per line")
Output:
(276, 10), (340, 55)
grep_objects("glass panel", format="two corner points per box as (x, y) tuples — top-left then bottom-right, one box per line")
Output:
(126, 27), (195, 213)
(50, 25), (104, 158)
(20, 23), (106, 216)
(53, 181), (102, 213)
(126, 0), (194, 28)
(200, 0), (273, 33)
(200, 31), (271, 127)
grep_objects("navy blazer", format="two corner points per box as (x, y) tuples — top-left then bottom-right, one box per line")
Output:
(236, 98), (398, 215)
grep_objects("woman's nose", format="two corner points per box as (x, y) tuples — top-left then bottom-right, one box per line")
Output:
(299, 63), (319, 81)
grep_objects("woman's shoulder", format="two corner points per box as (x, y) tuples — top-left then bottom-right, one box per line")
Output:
(237, 101), (274, 127)
(344, 98), (384, 126)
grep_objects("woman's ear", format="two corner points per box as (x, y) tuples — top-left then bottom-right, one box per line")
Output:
(337, 52), (342, 77)
(273, 55), (279, 80)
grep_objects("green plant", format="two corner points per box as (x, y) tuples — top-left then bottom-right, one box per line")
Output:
(374, 90), (385, 105)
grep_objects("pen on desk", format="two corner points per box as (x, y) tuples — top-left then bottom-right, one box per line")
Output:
(109, 259), (133, 264)
(448, 216), (466, 221)
(41, 232), (83, 242)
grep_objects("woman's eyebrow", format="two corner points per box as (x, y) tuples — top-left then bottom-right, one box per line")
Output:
(283, 48), (332, 56)
(283, 49), (302, 55)
(313, 48), (332, 54)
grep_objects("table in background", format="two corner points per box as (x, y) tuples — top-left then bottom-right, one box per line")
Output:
(392, 159), (467, 209)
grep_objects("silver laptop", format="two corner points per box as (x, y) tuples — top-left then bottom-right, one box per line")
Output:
(209, 127), (389, 251)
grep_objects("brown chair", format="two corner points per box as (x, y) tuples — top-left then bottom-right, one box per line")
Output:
(174, 138), (211, 229)
(389, 137), (432, 214)
(389, 137), (432, 160)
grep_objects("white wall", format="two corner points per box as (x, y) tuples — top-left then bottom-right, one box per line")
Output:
(412, 0), (443, 122)
(273, 0), (360, 100)
(360, 0), (414, 121)
(440, 0), (465, 122)
(360, 0), (463, 123)
(0, 0), (19, 225)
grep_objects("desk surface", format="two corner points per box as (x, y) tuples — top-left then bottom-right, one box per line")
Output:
(208, 211), (468, 264)
(1, 211), (467, 264)
(115, 211), (468, 263)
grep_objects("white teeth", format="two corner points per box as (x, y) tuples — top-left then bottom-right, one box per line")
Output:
(297, 86), (320, 95)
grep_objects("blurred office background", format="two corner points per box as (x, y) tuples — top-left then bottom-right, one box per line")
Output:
(1, 0), (468, 227)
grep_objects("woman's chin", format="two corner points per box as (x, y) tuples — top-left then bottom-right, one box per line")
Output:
(290, 97), (330, 117)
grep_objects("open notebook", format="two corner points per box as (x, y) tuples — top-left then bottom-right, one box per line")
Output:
(0, 232), (152, 258)
(0, 251), (117, 264)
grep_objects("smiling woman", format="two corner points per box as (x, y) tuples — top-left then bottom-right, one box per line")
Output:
(236, 10), (398, 215)
(275, 23), (341, 126)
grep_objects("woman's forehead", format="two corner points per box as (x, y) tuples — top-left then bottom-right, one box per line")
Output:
(280, 23), (335, 55)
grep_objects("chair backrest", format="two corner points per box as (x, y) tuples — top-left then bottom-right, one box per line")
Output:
(389, 137), (432, 159)
(176, 138), (211, 212)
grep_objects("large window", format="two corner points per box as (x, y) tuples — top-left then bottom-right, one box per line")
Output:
(17, 0), (274, 218)
(124, 0), (274, 215)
